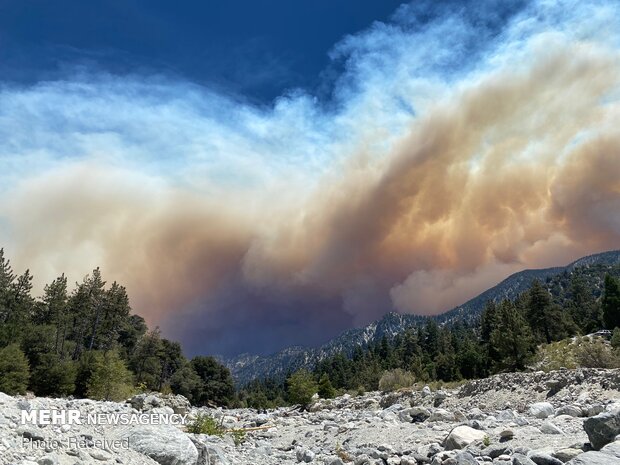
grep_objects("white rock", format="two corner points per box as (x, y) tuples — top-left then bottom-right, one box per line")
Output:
(444, 426), (487, 450)
(529, 402), (554, 419)
(125, 425), (198, 465)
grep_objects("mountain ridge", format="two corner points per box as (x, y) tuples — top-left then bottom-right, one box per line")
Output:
(223, 249), (620, 384)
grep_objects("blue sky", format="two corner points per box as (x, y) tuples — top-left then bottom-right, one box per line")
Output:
(1, 0), (620, 356)
(0, 0), (413, 102)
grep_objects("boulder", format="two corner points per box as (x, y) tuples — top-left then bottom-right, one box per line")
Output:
(126, 425), (198, 465)
(527, 451), (563, 465)
(454, 452), (477, 465)
(553, 448), (582, 462)
(583, 410), (620, 450)
(444, 426), (487, 450)
(429, 409), (456, 422)
(399, 407), (431, 423)
(567, 451), (620, 465)
(540, 421), (563, 435)
(555, 405), (582, 417)
(512, 454), (537, 465)
(529, 402), (554, 419)
(600, 440), (620, 458)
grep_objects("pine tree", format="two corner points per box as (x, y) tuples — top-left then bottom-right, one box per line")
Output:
(39, 275), (69, 354)
(568, 274), (602, 333)
(603, 274), (620, 330)
(318, 373), (336, 399)
(0, 249), (15, 325)
(490, 300), (536, 371)
(30, 353), (77, 397)
(526, 279), (569, 343)
(86, 350), (134, 401)
(0, 343), (30, 395)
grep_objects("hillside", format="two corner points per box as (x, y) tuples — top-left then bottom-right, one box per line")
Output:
(224, 250), (620, 385)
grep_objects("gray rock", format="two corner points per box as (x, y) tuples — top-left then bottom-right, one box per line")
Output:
(444, 426), (487, 450)
(481, 444), (510, 458)
(429, 409), (455, 422)
(324, 458), (345, 465)
(400, 407), (431, 423)
(89, 449), (113, 461)
(600, 440), (620, 458)
(553, 448), (582, 462)
(296, 448), (315, 463)
(527, 451), (563, 465)
(18, 427), (45, 442)
(540, 421), (563, 435)
(567, 451), (620, 464)
(529, 403), (554, 419)
(556, 405), (582, 417)
(126, 425), (198, 465)
(512, 455), (536, 465)
(37, 456), (58, 465)
(583, 409), (620, 450)
(454, 452), (477, 465)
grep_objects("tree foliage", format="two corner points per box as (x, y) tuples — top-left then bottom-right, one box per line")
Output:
(0, 343), (30, 395)
(287, 369), (318, 406)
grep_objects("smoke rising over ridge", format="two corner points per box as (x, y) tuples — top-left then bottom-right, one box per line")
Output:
(1, 0), (620, 355)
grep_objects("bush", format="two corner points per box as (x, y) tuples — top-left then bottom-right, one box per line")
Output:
(287, 369), (318, 406)
(378, 369), (415, 392)
(574, 337), (620, 368)
(30, 353), (77, 396)
(0, 344), (30, 395)
(86, 350), (135, 401)
(534, 340), (578, 372)
(186, 413), (224, 435)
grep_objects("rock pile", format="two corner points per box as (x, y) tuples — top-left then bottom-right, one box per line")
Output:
(0, 368), (618, 464)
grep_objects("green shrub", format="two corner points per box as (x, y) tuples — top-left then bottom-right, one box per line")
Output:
(287, 369), (318, 406)
(186, 413), (224, 435)
(574, 337), (620, 368)
(534, 340), (578, 372)
(0, 344), (30, 395)
(30, 353), (77, 396)
(378, 369), (415, 392)
(86, 350), (135, 401)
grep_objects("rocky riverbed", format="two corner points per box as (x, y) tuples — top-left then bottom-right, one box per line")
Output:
(1, 368), (620, 465)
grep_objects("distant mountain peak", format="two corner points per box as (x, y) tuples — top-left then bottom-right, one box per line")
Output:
(223, 249), (620, 385)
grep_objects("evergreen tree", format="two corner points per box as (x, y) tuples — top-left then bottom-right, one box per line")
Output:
(603, 274), (620, 329)
(170, 363), (203, 404)
(191, 356), (235, 407)
(86, 350), (134, 401)
(568, 274), (601, 333)
(39, 275), (69, 355)
(131, 328), (164, 389)
(287, 369), (318, 407)
(117, 314), (148, 358)
(526, 279), (569, 343)
(611, 328), (620, 350)
(318, 373), (336, 399)
(30, 353), (77, 397)
(490, 300), (536, 371)
(0, 343), (30, 395)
